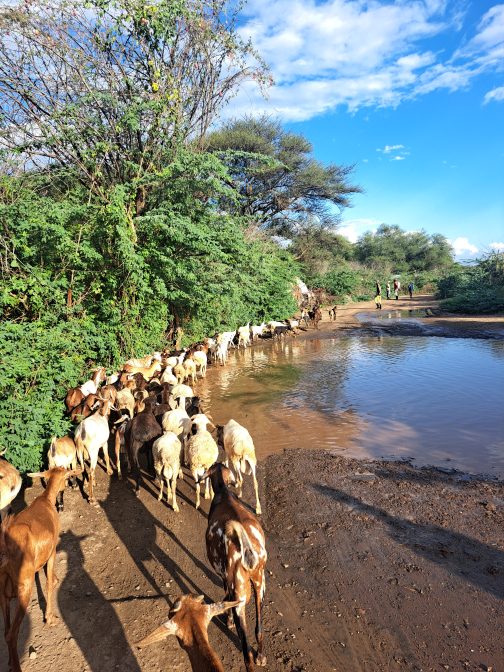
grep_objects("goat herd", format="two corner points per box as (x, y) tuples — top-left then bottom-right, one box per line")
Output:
(0, 313), (325, 672)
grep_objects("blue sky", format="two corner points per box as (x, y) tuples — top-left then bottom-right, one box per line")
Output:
(230, 0), (504, 260)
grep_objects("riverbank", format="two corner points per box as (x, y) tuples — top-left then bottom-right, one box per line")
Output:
(318, 294), (504, 339)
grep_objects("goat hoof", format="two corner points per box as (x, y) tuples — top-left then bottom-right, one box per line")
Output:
(45, 615), (60, 627)
(255, 653), (267, 666)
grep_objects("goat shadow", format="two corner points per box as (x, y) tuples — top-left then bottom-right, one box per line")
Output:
(312, 483), (504, 600)
(57, 530), (142, 672)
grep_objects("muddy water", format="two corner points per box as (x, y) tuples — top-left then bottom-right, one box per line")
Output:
(198, 335), (504, 478)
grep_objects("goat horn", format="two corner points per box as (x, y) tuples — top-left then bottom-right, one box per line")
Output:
(136, 620), (178, 648)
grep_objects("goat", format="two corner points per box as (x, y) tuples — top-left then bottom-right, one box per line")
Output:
(308, 306), (322, 329)
(47, 436), (78, 511)
(170, 383), (194, 411)
(116, 387), (136, 420)
(215, 341), (229, 366)
(124, 354), (153, 368)
(69, 393), (101, 423)
(123, 360), (162, 380)
(113, 415), (130, 479)
(0, 454), (22, 522)
(173, 362), (187, 384)
(160, 365), (177, 386)
(328, 305), (338, 320)
(217, 419), (261, 515)
(161, 409), (191, 451)
(126, 398), (162, 493)
(251, 323), (266, 342)
(201, 463), (267, 671)
(191, 350), (207, 377)
(0, 467), (80, 672)
(74, 399), (114, 504)
(237, 323), (251, 348)
(78, 366), (107, 397)
(183, 356), (197, 385)
(185, 416), (218, 509)
(152, 431), (182, 511)
(136, 594), (239, 672)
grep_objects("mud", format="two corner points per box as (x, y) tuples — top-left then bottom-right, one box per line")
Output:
(2, 296), (503, 671)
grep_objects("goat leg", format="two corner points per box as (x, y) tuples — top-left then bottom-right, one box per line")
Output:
(232, 601), (255, 672)
(44, 551), (59, 626)
(6, 581), (32, 672)
(252, 574), (266, 666)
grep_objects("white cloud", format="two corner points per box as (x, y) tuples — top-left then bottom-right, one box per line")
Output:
(229, 1), (504, 121)
(489, 241), (504, 251)
(339, 218), (382, 243)
(377, 144), (409, 160)
(484, 86), (504, 104)
(450, 236), (479, 257)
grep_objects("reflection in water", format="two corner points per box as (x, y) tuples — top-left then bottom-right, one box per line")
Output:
(199, 336), (504, 478)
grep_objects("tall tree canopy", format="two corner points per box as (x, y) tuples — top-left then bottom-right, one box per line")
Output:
(206, 116), (361, 235)
(354, 224), (453, 273)
(0, 0), (267, 217)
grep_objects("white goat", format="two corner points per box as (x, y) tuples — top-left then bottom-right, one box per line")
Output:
(183, 356), (197, 385)
(116, 387), (135, 419)
(219, 419), (262, 515)
(251, 322), (266, 341)
(74, 400), (113, 504)
(186, 415), (218, 509)
(169, 383), (194, 411)
(152, 431), (182, 512)
(215, 341), (229, 366)
(237, 323), (251, 348)
(160, 366), (177, 386)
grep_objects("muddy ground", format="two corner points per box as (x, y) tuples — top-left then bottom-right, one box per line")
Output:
(2, 296), (504, 672)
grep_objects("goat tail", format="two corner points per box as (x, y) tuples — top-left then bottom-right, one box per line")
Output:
(225, 520), (259, 571)
(50, 436), (57, 457)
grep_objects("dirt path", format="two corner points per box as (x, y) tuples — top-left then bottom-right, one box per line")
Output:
(2, 296), (503, 671)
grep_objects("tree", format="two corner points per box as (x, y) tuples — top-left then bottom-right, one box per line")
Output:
(0, 0), (267, 220)
(355, 224), (454, 273)
(289, 226), (354, 278)
(206, 116), (361, 235)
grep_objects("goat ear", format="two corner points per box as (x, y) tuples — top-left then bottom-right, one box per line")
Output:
(205, 600), (240, 620)
(135, 619), (178, 648)
(67, 468), (83, 478)
(27, 471), (49, 479)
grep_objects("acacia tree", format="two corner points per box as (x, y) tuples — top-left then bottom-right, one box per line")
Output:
(0, 0), (267, 221)
(206, 116), (361, 235)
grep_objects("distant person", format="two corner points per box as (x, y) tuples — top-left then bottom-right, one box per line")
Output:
(394, 279), (400, 300)
(386, 282), (391, 300)
(328, 305), (338, 321)
(375, 292), (382, 309)
(408, 281), (414, 299)
(375, 281), (381, 295)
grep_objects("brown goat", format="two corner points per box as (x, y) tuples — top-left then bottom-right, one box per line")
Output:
(64, 386), (85, 414)
(69, 393), (101, 423)
(137, 594), (239, 672)
(0, 467), (80, 672)
(126, 399), (162, 493)
(201, 463), (267, 671)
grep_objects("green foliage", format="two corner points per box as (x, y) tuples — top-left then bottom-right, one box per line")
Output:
(312, 267), (362, 299)
(207, 116), (361, 234)
(437, 253), (504, 314)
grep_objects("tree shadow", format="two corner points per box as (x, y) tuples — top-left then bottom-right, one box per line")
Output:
(57, 530), (142, 672)
(312, 484), (504, 600)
